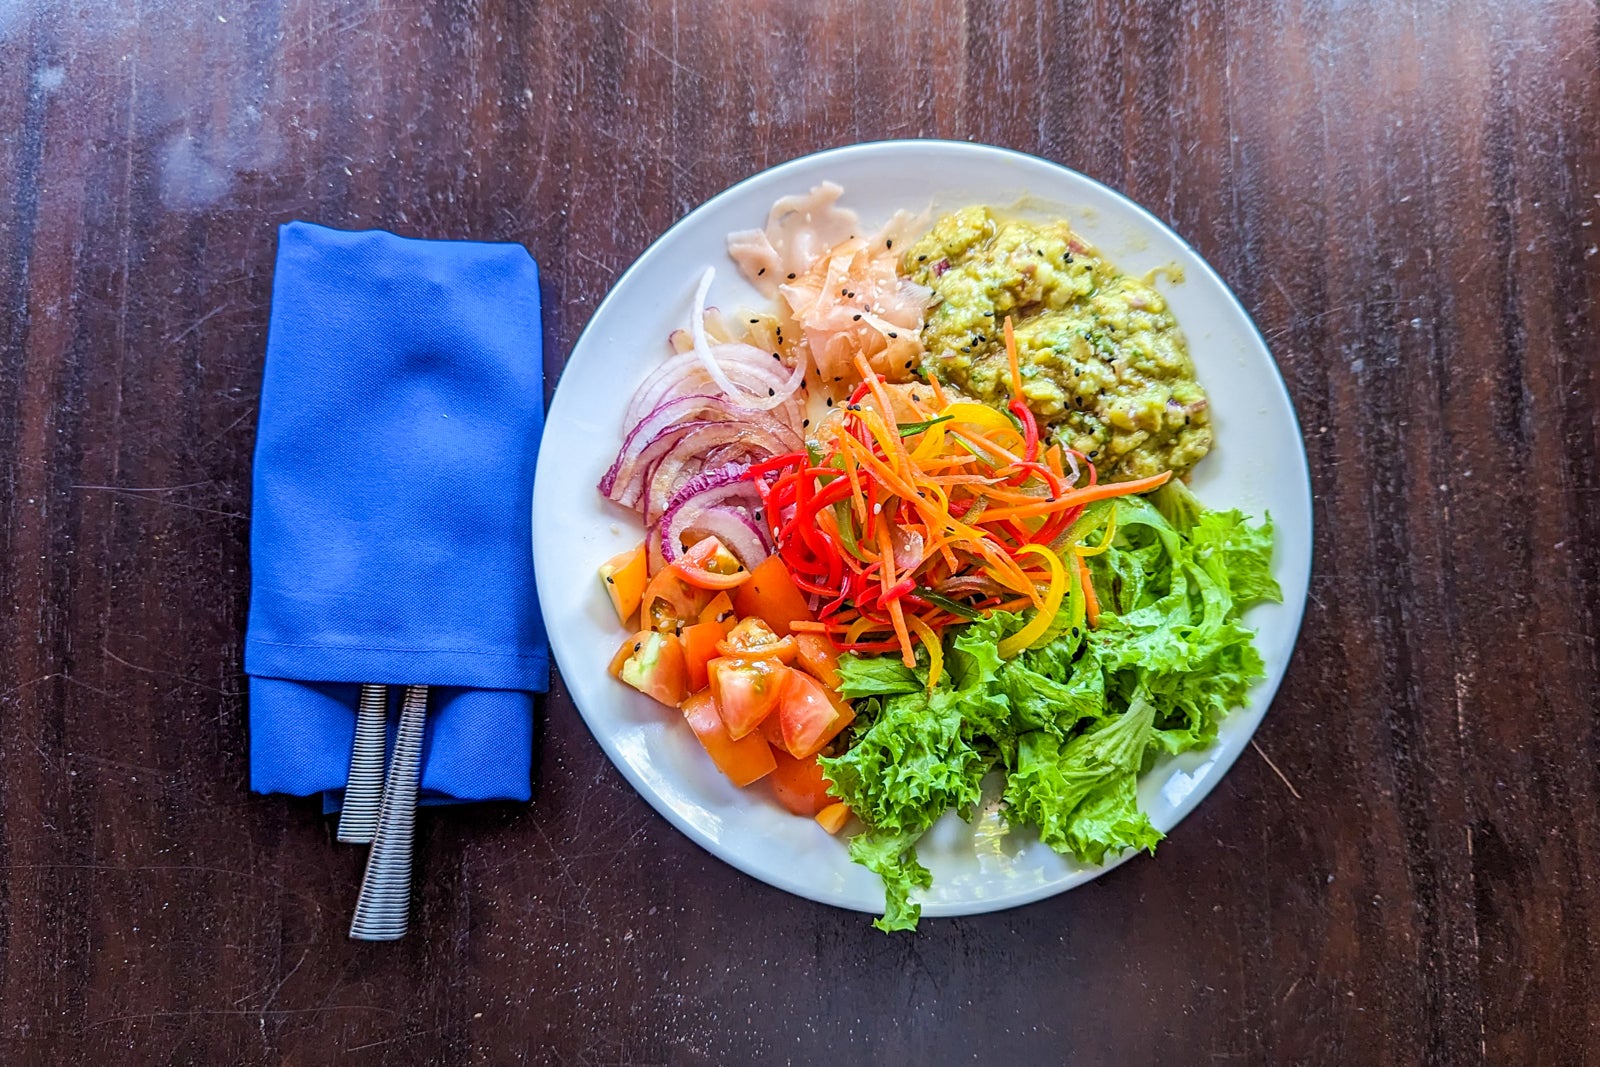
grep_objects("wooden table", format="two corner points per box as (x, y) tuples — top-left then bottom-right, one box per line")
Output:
(3, 1), (1597, 1063)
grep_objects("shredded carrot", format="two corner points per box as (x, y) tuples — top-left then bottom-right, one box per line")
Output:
(1078, 554), (1101, 628)
(1004, 316), (1024, 397)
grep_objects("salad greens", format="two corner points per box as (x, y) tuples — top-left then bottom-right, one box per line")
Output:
(819, 481), (1281, 931)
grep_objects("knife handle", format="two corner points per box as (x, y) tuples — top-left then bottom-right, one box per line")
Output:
(336, 684), (389, 844)
(349, 684), (429, 941)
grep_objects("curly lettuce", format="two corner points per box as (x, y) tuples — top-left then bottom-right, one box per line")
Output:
(821, 485), (1280, 931)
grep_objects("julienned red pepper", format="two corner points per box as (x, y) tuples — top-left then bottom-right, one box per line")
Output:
(849, 376), (880, 405)
(742, 451), (806, 479)
(1009, 397), (1040, 463)
(881, 577), (916, 602)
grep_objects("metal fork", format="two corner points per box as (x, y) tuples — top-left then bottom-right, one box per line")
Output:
(336, 684), (389, 844)
(349, 683), (429, 941)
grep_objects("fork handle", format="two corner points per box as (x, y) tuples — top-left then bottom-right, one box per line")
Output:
(349, 684), (428, 941)
(336, 684), (389, 844)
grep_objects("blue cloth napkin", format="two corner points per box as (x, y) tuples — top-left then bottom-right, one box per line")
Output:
(246, 222), (549, 803)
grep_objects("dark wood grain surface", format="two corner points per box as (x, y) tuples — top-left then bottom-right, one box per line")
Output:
(2, 0), (1598, 1063)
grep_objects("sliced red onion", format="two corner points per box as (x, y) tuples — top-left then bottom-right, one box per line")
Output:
(599, 394), (800, 501)
(639, 433), (788, 525)
(936, 575), (1007, 598)
(655, 463), (770, 571)
(670, 507), (769, 572)
(623, 344), (802, 431)
(634, 424), (794, 508)
(891, 527), (925, 571)
(690, 268), (807, 413)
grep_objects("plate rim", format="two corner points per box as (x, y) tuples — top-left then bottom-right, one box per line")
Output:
(534, 138), (1314, 918)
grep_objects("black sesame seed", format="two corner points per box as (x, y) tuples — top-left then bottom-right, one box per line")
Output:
(853, 314), (862, 321)
(757, 268), (766, 276)
(888, 331), (898, 338)
(918, 255), (927, 262)
(605, 576), (614, 583)
(787, 272), (796, 279)
(750, 318), (759, 324)
(826, 397), (834, 407)
(633, 642), (642, 652)
(767, 387), (775, 396)
(802, 418), (810, 427)
(886, 239), (894, 249)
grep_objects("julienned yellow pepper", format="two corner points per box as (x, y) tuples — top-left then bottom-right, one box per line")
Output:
(998, 544), (1067, 658)
(906, 614), (944, 692)
(941, 402), (1019, 436)
(1071, 504), (1119, 558)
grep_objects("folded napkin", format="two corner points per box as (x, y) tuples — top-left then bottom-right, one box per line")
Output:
(246, 222), (549, 803)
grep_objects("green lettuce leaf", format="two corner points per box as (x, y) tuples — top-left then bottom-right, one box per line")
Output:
(849, 828), (933, 933)
(827, 485), (1277, 931)
(834, 655), (921, 699)
(819, 690), (990, 837)
(1002, 690), (1159, 861)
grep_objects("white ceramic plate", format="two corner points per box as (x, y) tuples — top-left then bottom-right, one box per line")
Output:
(533, 141), (1312, 919)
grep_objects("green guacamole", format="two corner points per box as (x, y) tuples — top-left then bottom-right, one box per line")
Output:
(903, 207), (1212, 481)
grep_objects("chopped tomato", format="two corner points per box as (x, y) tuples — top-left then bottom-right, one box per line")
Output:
(698, 592), (737, 634)
(680, 620), (724, 693)
(772, 670), (853, 758)
(617, 631), (687, 707)
(794, 633), (843, 689)
(707, 656), (786, 739)
(715, 617), (798, 664)
(599, 543), (648, 626)
(608, 631), (646, 679)
(768, 748), (835, 816)
(671, 536), (751, 590)
(639, 566), (711, 633)
(731, 555), (814, 637)
(815, 802), (852, 835)
(681, 690), (776, 787)
(757, 708), (786, 750)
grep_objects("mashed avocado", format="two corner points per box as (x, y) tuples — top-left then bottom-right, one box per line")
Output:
(903, 207), (1212, 481)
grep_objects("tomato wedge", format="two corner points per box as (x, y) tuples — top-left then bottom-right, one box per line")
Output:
(707, 656), (786, 739)
(774, 671), (851, 764)
(715, 617), (798, 664)
(681, 690), (776, 787)
(794, 633), (842, 689)
(608, 631), (644, 679)
(599, 543), (648, 626)
(680, 620), (724, 693)
(815, 802), (852, 834)
(639, 566), (711, 633)
(768, 748), (835, 816)
(773, 670), (855, 758)
(731, 555), (814, 637)
(617, 631), (687, 707)
(698, 591), (737, 634)
(670, 536), (751, 590)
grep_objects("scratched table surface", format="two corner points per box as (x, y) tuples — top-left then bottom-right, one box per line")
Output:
(2, 1), (1598, 1063)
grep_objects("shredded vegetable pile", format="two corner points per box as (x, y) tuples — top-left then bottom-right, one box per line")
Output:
(749, 321), (1170, 677)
